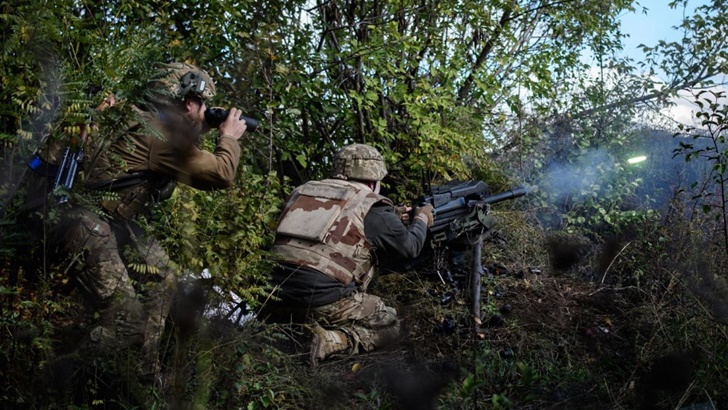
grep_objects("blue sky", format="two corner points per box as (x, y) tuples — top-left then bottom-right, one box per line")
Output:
(620, 0), (704, 60)
(619, 0), (713, 125)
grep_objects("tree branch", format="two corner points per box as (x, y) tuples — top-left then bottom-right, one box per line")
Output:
(457, 2), (514, 103)
(570, 73), (717, 120)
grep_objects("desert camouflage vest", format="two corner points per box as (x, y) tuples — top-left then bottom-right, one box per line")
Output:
(270, 179), (391, 288)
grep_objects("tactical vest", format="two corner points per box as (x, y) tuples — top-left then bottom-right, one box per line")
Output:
(270, 179), (391, 289)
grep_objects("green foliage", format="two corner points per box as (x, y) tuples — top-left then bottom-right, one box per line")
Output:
(1, 2), (284, 407)
(154, 164), (283, 306)
(525, 142), (659, 236)
(674, 89), (728, 254)
(227, 328), (310, 409)
(352, 386), (390, 410)
(641, 1), (728, 91)
(3, 0), (728, 409)
(0, 267), (84, 407)
(438, 344), (544, 409)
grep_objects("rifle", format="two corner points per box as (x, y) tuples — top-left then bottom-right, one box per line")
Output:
(27, 91), (111, 205)
(52, 130), (85, 204)
(27, 124), (88, 205)
(411, 180), (527, 333)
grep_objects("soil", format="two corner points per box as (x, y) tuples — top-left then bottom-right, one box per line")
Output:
(287, 265), (726, 410)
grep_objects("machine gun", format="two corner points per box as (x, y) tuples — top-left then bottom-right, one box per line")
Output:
(421, 180), (526, 243)
(411, 180), (527, 332)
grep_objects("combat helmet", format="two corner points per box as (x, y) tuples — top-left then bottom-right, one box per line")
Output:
(152, 62), (216, 101)
(332, 143), (387, 181)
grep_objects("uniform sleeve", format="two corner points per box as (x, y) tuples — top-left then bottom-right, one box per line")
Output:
(149, 134), (241, 190)
(364, 202), (428, 259)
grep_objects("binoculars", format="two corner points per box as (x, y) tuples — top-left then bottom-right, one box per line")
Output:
(204, 107), (259, 132)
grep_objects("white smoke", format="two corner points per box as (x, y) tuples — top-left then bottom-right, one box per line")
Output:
(542, 148), (616, 201)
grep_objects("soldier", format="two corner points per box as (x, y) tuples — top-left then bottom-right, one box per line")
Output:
(41, 62), (249, 379)
(263, 143), (435, 365)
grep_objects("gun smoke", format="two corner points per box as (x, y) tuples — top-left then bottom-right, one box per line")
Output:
(541, 147), (615, 206)
(537, 128), (728, 325)
(537, 128), (720, 219)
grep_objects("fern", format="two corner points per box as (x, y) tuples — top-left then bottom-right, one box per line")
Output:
(128, 263), (161, 275)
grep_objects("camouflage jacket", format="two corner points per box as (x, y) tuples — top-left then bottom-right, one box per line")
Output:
(86, 104), (240, 219)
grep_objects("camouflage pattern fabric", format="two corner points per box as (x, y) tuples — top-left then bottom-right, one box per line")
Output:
(152, 62), (216, 101)
(55, 206), (177, 375)
(310, 291), (400, 353)
(331, 143), (387, 181)
(271, 179), (388, 288)
(23, 61), (240, 380)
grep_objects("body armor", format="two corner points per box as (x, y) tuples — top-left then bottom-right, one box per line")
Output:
(270, 179), (391, 289)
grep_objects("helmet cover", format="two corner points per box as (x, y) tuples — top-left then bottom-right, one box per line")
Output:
(331, 143), (387, 181)
(153, 62), (216, 101)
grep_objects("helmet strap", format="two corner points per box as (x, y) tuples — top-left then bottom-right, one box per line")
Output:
(371, 180), (381, 194)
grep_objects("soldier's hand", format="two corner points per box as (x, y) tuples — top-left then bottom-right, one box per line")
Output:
(414, 204), (435, 228)
(395, 205), (412, 223)
(219, 107), (247, 141)
(96, 93), (116, 111)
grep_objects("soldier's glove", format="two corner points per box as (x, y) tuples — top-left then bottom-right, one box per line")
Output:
(414, 204), (435, 228)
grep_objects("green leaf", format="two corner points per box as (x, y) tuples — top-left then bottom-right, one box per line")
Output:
(462, 374), (475, 395)
(295, 153), (307, 168)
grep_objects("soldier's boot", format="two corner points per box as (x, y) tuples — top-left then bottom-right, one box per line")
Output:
(310, 324), (349, 367)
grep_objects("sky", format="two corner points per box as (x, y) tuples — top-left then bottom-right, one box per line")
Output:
(618, 0), (723, 126)
(619, 0), (693, 58)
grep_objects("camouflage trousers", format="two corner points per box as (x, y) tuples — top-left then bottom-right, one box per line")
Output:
(52, 206), (177, 376)
(309, 292), (401, 354)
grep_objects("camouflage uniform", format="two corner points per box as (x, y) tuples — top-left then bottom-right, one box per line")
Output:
(51, 207), (176, 375)
(266, 144), (433, 363)
(36, 63), (243, 376)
